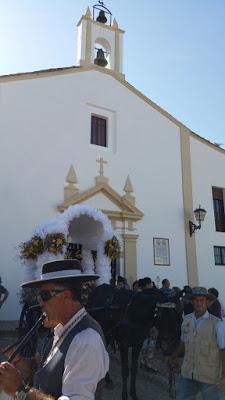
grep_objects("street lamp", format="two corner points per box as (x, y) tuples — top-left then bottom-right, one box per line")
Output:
(189, 205), (207, 236)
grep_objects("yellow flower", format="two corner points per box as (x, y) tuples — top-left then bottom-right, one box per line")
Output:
(49, 247), (55, 253)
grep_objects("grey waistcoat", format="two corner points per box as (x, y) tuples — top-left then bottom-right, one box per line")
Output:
(34, 313), (106, 398)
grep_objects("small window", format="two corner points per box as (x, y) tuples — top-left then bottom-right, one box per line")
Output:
(91, 115), (107, 147)
(214, 246), (225, 265)
(212, 187), (225, 232)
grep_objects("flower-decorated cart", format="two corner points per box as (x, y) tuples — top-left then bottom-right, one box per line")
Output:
(19, 204), (120, 285)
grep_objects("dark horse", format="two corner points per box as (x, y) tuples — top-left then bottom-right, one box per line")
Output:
(88, 284), (158, 400)
(156, 302), (182, 356)
(156, 302), (183, 399)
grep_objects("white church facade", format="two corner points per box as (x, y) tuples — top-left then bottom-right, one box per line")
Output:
(1, 3), (225, 325)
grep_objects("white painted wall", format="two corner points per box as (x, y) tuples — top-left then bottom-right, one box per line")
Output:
(190, 137), (225, 303)
(0, 69), (187, 320)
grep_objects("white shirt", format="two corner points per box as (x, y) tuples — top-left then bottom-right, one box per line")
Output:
(181, 310), (225, 349)
(45, 308), (109, 400)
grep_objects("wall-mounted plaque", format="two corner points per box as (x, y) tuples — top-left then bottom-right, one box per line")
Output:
(153, 238), (170, 266)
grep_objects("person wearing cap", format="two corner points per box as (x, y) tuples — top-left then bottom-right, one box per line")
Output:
(0, 259), (109, 400)
(0, 277), (9, 309)
(169, 286), (225, 399)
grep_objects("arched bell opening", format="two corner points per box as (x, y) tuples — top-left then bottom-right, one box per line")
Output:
(94, 37), (111, 68)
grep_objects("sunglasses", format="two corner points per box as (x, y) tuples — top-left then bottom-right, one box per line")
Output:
(37, 288), (66, 303)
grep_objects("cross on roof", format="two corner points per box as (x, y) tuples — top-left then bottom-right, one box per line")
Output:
(96, 157), (107, 176)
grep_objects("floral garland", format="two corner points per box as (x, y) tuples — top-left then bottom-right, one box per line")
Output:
(20, 233), (119, 263)
(104, 235), (120, 260)
(44, 233), (66, 254)
(19, 235), (44, 260)
(20, 233), (66, 260)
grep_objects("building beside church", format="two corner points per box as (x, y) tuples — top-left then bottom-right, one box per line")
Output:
(1, 3), (225, 325)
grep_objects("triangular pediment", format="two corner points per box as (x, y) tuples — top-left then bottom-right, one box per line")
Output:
(57, 182), (143, 221)
(79, 192), (122, 212)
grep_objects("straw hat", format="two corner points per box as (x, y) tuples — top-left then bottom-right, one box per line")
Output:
(22, 259), (98, 288)
(187, 286), (216, 301)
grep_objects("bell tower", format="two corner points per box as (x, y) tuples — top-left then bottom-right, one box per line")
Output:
(76, 2), (125, 78)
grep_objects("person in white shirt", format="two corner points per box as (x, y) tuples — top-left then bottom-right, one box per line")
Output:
(168, 286), (225, 400)
(0, 259), (109, 400)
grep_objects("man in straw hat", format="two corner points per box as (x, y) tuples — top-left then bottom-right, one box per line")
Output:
(169, 286), (225, 399)
(0, 259), (109, 400)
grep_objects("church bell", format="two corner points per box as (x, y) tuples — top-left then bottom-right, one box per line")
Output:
(94, 48), (108, 67)
(96, 10), (107, 24)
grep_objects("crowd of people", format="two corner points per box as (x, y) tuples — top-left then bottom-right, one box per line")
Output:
(115, 275), (225, 399)
(0, 267), (225, 400)
(117, 274), (225, 320)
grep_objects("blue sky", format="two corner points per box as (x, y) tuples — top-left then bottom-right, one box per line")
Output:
(1, 0), (225, 145)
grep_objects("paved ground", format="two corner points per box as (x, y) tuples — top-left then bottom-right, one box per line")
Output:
(101, 350), (172, 400)
(0, 332), (174, 400)
(1, 332), (225, 400)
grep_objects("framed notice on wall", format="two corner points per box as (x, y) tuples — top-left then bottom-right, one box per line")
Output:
(153, 238), (170, 266)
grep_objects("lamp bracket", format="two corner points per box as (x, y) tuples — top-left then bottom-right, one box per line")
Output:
(189, 221), (201, 236)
